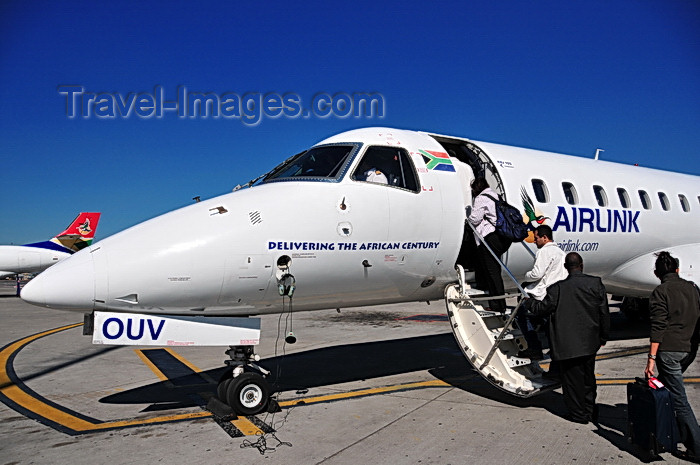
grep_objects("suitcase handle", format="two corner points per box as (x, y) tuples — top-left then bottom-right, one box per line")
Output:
(636, 376), (665, 389)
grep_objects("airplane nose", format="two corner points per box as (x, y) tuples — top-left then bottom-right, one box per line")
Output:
(21, 248), (96, 310)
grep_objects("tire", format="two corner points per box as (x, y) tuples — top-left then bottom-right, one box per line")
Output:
(217, 368), (233, 401)
(226, 372), (269, 416)
(217, 377), (232, 402)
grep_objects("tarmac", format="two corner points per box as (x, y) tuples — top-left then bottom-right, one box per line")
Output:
(1, 279), (698, 465)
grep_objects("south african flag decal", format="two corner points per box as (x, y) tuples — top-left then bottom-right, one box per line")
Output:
(419, 149), (455, 172)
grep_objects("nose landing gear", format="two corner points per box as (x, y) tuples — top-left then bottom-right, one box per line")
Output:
(214, 345), (272, 416)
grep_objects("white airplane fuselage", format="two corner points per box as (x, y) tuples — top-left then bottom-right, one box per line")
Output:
(0, 246), (70, 277)
(21, 128), (699, 316)
(0, 212), (100, 279)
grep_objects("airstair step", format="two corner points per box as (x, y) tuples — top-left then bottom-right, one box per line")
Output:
(506, 355), (536, 368)
(489, 329), (516, 341)
(463, 288), (488, 296)
(475, 309), (508, 318)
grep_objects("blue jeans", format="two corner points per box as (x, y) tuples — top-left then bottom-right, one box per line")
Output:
(657, 351), (700, 455)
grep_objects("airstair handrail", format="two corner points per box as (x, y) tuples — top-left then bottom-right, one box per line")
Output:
(463, 219), (537, 369)
(520, 240), (536, 260)
(464, 219), (532, 298)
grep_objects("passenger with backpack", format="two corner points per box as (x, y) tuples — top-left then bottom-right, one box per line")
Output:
(467, 177), (512, 312)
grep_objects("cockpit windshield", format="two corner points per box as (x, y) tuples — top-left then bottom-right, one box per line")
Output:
(262, 144), (358, 183)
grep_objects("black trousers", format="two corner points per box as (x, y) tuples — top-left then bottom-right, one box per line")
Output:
(476, 232), (510, 312)
(559, 354), (597, 422)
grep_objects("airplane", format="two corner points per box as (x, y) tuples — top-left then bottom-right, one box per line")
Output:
(20, 127), (698, 414)
(0, 212), (101, 293)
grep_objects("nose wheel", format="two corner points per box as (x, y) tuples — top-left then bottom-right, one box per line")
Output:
(224, 372), (270, 416)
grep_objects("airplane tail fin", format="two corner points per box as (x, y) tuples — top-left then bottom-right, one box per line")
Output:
(50, 212), (102, 252)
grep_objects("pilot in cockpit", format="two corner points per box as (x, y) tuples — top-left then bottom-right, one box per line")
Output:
(364, 168), (388, 184)
(353, 147), (406, 186)
(354, 157), (389, 184)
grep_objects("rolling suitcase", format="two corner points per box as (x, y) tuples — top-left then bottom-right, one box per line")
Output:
(627, 377), (679, 456)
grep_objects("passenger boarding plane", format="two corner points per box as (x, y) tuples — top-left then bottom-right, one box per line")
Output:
(0, 212), (101, 282)
(21, 128), (699, 414)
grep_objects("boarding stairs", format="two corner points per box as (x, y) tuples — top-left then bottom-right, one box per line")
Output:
(445, 223), (560, 397)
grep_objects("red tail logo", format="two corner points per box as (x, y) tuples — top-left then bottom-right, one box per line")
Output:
(53, 213), (101, 252)
(57, 212), (101, 239)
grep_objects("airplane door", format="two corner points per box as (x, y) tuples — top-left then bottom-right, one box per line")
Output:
(387, 185), (442, 294)
(430, 136), (512, 269)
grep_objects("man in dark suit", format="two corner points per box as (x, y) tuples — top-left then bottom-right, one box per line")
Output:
(524, 252), (610, 424)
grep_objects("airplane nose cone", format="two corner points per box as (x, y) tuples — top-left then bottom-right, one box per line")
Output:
(21, 249), (96, 310)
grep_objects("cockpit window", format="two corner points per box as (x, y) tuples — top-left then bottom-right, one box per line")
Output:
(262, 144), (357, 182)
(351, 146), (419, 192)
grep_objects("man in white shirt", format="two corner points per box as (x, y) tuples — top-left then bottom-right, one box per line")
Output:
(524, 225), (568, 300)
(517, 225), (567, 359)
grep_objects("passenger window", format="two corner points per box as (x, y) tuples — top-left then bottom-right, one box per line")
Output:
(352, 146), (419, 192)
(593, 185), (608, 207)
(617, 188), (630, 208)
(679, 194), (690, 212)
(562, 182), (578, 205)
(658, 192), (670, 211)
(531, 179), (549, 203)
(638, 190), (651, 210)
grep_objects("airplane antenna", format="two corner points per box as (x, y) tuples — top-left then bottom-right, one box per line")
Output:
(594, 148), (604, 160)
(192, 196), (201, 203)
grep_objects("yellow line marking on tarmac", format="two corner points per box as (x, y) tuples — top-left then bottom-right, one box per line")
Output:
(596, 379), (636, 385)
(0, 324), (101, 431)
(165, 348), (218, 384)
(277, 379), (449, 407)
(596, 347), (648, 360)
(134, 349), (170, 382)
(136, 347), (217, 384)
(88, 411), (213, 431)
(166, 348), (204, 373)
(276, 376), (700, 409)
(597, 377), (700, 385)
(231, 417), (265, 436)
(540, 348), (648, 371)
(0, 323), (83, 375)
(0, 323), (212, 433)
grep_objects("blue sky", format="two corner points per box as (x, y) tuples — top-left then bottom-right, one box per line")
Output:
(1, 1), (698, 244)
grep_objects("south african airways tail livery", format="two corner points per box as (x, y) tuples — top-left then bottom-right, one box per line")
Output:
(0, 212), (101, 278)
(19, 128), (698, 412)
